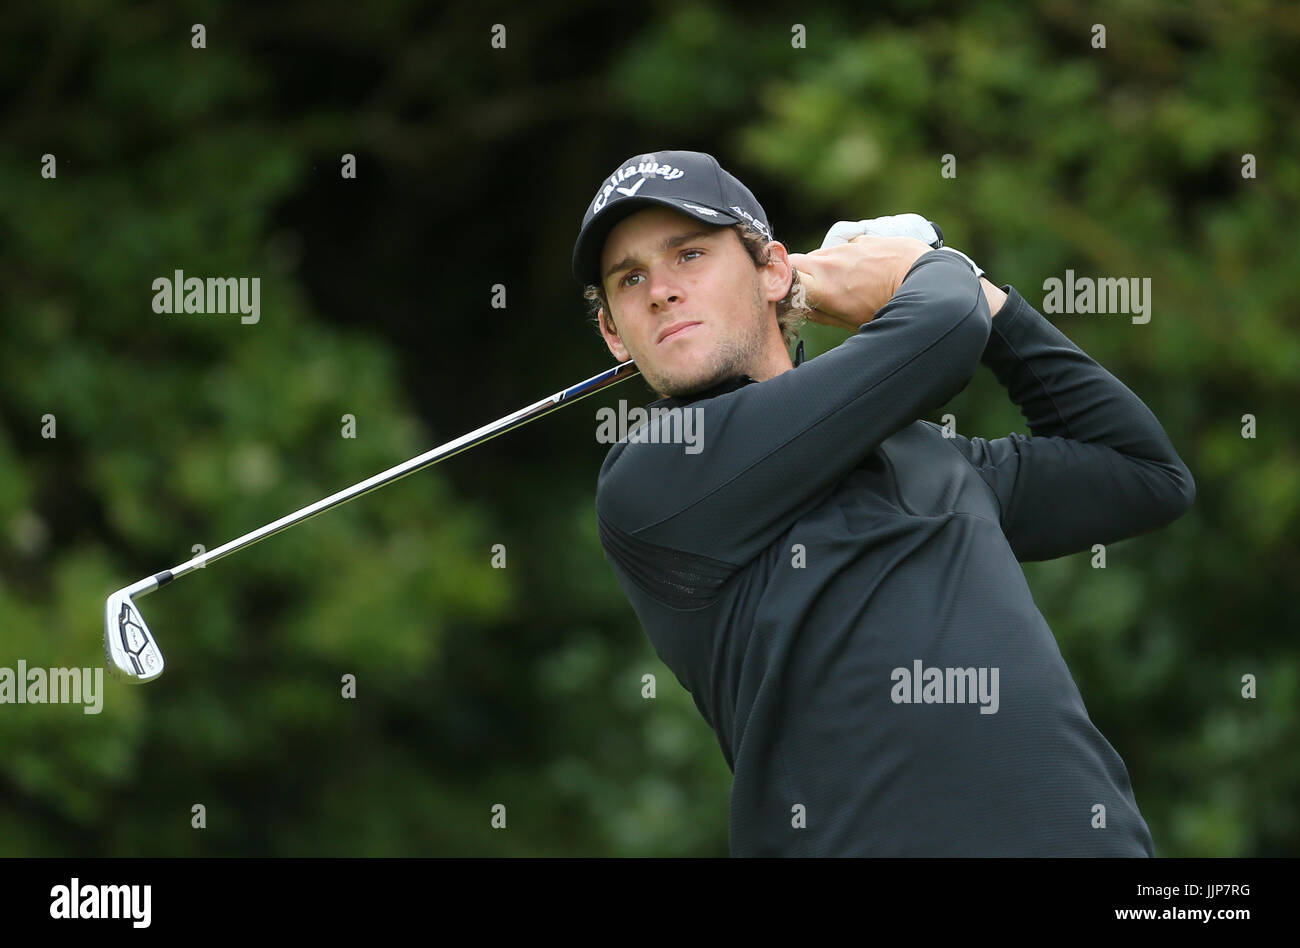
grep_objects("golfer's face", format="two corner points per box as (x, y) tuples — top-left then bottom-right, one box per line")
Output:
(599, 207), (767, 396)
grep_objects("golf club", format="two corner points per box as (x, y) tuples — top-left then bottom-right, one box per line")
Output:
(104, 358), (642, 684)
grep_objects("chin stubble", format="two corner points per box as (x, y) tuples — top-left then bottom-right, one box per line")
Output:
(653, 285), (770, 398)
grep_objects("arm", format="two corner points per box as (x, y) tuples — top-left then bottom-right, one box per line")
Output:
(945, 286), (1195, 562)
(597, 249), (991, 570)
(980, 277), (1008, 318)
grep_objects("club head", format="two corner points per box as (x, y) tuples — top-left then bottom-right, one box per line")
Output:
(104, 585), (164, 683)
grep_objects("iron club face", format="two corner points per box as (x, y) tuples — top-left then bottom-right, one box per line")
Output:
(104, 578), (165, 684)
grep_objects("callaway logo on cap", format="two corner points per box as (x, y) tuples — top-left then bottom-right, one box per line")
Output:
(572, 150), (773, 287)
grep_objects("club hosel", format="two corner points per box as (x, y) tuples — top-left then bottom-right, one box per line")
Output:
(126, 569), (177, 598)
(164, 557), (205, 582)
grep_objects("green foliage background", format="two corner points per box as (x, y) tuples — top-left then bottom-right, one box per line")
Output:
(0, 0), (1295, 856)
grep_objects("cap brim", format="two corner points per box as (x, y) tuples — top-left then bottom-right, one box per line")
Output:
(572, 197), (741, 287)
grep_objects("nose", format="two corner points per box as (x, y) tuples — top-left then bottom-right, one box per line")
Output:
(645, 265), (683, 308)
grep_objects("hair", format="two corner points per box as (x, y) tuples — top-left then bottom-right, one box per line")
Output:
(582, 219), (811, 349)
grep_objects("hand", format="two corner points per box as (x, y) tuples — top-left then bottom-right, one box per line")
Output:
(788, 235), (932, 331)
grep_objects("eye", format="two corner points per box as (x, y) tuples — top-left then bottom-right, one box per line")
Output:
(619, 250), (705, 289)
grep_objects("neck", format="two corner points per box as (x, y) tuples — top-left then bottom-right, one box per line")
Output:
(748, 346), (795, 382)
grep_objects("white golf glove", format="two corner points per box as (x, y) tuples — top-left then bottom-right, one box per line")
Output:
(819, 213), (984, 278)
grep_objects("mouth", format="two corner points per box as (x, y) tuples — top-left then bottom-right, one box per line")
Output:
(656, 321), (703, 345)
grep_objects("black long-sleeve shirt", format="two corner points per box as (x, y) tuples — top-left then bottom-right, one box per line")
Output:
(594, 250), (1195, 856)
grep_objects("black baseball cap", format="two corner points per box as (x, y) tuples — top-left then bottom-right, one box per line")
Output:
(572, 150), (773, 287)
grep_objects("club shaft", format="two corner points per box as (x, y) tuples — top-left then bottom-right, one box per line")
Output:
(142, 360), (640, 592)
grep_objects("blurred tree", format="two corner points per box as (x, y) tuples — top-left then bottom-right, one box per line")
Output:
(0, 0), (1295, 856)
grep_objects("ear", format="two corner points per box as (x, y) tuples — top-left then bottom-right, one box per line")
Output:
(761, 241), (793, 304)
(596, 307), (630, 362)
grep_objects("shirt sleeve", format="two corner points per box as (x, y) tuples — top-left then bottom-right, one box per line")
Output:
(944, 286), (1196, 562)
(596, 249), (991, 569)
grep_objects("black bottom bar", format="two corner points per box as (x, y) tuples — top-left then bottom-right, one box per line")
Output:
(3, 857), (1284, 933)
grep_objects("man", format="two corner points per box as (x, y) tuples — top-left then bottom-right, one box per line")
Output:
(571, 149), (1195, 856)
